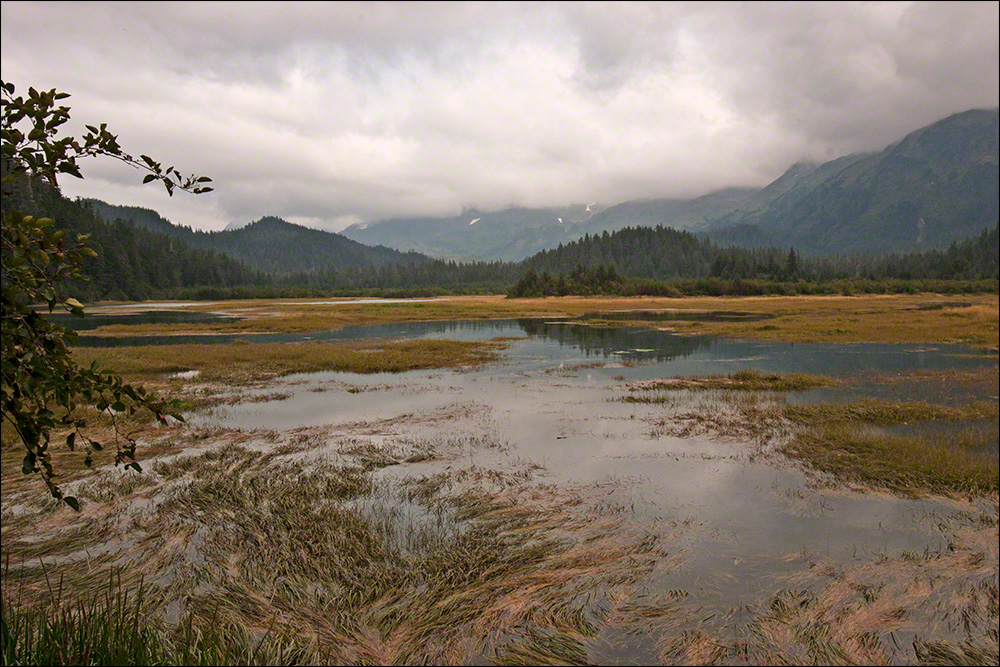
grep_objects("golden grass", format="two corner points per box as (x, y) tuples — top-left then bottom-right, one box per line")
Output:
(625, 370), (838, 394)
(80, 294), (1000, 347)
(71, 338), (507, 385)
(782, 425), (998, 497)
(784, 398), (999, 426)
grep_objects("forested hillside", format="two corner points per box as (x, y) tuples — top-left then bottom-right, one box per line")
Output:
(507, 224), (999, 297)
(525, 227), (717, 280)
(5, 179), (264, 301)
(86, 201), (429, 274)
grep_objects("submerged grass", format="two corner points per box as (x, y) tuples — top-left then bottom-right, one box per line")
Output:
(3, 438), (668, 665)
(658, 508), (999, 665)
(71, 338), (507, 385)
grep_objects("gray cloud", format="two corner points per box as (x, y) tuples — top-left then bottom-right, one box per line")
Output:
(2, 1), (997, 231)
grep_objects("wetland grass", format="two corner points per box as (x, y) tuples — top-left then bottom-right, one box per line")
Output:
(778, 397), (999, 497)
(915, 636), (1000, 667)
(625, 370), (838, 395)
(625, 375), (999, 496)
(783, 398), (999, 426)
(1, 571), (169, 667)
(80, 294), (999, 347)
(71, 338), (507, 385)
(856, 366), (1000, 395)
(3, 437), (669, 665)
(782, 425), (999, 497)
(657, 514), (999, 665)
(0, 569), (307, 666)
(6, 293), (999, 663)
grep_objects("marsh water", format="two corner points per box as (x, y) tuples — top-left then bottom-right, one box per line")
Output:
(67, 311), (1000, 661)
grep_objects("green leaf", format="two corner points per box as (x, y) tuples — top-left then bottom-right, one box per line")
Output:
(2, 81), (210, 507)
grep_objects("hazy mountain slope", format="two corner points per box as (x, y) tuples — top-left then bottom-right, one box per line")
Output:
(581, 187), (757, 236)
(87, 202), (428, 274)
(343, 189), (761, 262)
(710, 109), (999, 254)
(342, 204), (605, 261)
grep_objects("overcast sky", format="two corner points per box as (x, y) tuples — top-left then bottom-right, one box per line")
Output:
(2, 2), (997, 231)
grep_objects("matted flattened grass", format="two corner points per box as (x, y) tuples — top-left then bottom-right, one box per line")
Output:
(657, 512), (1000, 665)
(782, 425), (999, 497)
(3, 439), (671, 666)
(71, 338), (507, 385)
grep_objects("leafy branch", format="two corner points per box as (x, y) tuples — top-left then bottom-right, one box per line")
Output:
(2, 81), (213, 196)
(1, 81), (211, 509)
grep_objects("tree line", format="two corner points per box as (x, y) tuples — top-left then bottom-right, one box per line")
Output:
(508, 226), (998, 297)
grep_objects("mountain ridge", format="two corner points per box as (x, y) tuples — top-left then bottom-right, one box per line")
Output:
(84, 202), (430, 274)
(707, 108), (999, 254)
